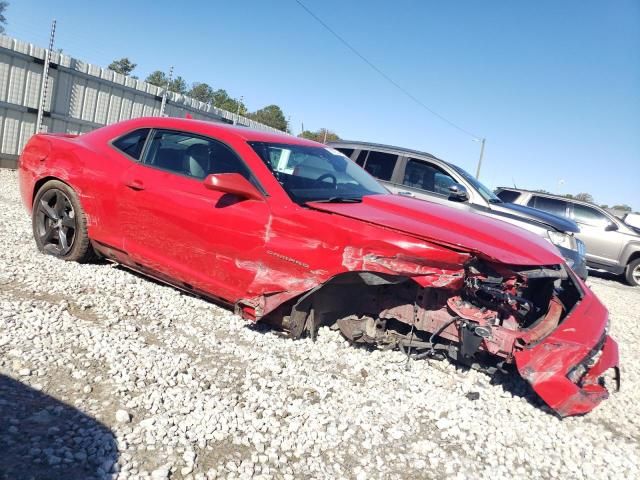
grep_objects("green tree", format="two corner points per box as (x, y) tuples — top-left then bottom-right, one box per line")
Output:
(210, 89), (247, 115)
(600, 204), (609, 209)
(145, 71), (188, 94)
(574, 193), (594, 203)
(299, 128), (340, 143)
(612, 204), (632, 212)
(108, 57), (137, 76)
(145, 70), (167, 87)
(169, 76), (187, 95)
(249, 104), (287, 131)
(189, 82), (215, 103)
(0, 1), (8, 34)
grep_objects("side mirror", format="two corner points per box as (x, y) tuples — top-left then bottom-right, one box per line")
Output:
(448, 183), (469, 202)
(605, 222), (618, 232)
(203, 173), (263, 201)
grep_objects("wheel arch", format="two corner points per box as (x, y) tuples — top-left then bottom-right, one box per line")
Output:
(32, 176), (71, 205)
(279, 271), (414, 339)
(621, 243), (640, 268)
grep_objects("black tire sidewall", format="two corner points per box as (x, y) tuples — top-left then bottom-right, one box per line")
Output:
(32, 180), (88, 262)
(626, 259), (640, 287)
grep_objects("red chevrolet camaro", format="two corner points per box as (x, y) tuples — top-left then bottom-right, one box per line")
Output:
(18, 117), (619, 416)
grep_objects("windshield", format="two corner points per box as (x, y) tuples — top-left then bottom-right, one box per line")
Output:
(451, 164), (502, 203)
(249, 142), (387, 203)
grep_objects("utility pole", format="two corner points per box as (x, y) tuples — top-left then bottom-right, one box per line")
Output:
(36, 19), (56, 133)
(159, 66), (173, 117)
(322, 128), (328, 144)
(234, 95), (244, 125)
(474, 137), (486, 179)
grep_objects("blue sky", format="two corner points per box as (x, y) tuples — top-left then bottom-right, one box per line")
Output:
(7, 1), (640, 210)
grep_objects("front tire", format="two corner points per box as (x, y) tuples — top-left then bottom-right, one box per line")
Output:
(625, 258), (640, 287)
(32, 180), (95, 263)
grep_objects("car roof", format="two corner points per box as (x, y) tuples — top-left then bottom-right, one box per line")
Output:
(328, 140), (443, 163)
(101, 117), (321, 147)
(496, 187), (606, 209)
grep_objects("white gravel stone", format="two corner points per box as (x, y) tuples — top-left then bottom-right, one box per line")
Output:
(115, 410), (132, 423)
(0, 168), (638, 479)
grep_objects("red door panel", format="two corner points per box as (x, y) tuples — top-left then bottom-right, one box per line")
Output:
(118, 163), (271, 302)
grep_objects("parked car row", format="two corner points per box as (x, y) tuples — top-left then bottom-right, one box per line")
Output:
(18, 118), (619, 415)
(495, 188), (640, 287)
(328, 141), (588, 280)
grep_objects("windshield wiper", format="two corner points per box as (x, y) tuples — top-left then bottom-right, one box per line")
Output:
(308, 196), (363, 204)
(488, 198), (503, 204)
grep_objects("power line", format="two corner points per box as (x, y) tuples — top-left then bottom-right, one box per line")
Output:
(294, 0), (481, 140)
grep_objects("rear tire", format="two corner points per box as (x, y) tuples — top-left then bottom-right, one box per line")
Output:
(625, 258), (640, 287)
(32, 180), (96, 263)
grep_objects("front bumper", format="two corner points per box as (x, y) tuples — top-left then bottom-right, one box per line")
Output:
(513, 286), (619, 417)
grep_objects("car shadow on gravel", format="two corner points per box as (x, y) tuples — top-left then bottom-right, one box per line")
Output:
(0, 374), (118, 480)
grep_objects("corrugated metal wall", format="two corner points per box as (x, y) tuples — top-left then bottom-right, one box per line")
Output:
(0, 35), (283, 168)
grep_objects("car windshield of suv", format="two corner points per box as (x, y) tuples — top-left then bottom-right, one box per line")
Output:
(451, 164), (502, 203)
(249, 142), (387, 203)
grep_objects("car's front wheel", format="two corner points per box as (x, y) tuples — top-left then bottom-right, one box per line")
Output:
(32, 180), (95, 263)
(626, 258), (640, 287)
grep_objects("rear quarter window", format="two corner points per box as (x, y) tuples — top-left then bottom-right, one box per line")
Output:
(112, 129), (150, 160)
(335, 148), (354, 159)
(496, 189), (521, 203)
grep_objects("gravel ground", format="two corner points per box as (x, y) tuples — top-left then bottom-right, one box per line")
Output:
(0, 168), (638, 480)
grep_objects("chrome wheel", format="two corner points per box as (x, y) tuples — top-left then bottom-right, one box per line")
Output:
(633, 264), (640, 285)
(35, 189), (77, 256)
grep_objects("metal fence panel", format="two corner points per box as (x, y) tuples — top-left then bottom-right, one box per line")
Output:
(0, 34), (285, 168)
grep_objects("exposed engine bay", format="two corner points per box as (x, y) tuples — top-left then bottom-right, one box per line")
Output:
(274, 259), (581, 373)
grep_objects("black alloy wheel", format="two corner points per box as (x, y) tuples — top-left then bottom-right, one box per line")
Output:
(35, 188), (77, 256)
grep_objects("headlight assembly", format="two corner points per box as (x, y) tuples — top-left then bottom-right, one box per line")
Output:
(547, 231), (577, 251)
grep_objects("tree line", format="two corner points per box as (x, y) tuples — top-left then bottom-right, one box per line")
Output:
(108, 58), (290, 131)
(107, 57), (340, 140)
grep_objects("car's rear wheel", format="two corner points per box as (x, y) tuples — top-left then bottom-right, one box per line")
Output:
(625, 258), (640, 287)
(32, 180), (95, 263)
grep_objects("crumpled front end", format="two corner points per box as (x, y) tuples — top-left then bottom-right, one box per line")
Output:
(234, 210), (618, 416)
(514, 281), (620, 417)
(260, 249), (619, 416)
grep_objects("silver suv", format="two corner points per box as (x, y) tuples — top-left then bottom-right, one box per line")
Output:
(329, 141), (588, 279)
(496, 188), (640, 286)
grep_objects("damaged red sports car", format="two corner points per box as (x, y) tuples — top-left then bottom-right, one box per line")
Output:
(18, 117), (619, 416)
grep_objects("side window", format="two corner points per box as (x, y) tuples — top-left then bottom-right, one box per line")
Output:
(355, 149), (369, 167)
(573, 204), (610, 228)
(496, 189), (521, 203)
(335, 148), (354, 159)
(143, 130), (253, 181)
(362, 151), (398, 181)
(112, 128), (150, 160)
(528, 196), (568, 217)
(404, 159), (456, 195)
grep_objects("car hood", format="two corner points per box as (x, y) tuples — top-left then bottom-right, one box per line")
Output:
(307, 195), (564, 266)
(494, 202), (580, 233)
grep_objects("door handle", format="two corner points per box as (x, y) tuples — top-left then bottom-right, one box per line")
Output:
(126, 180), (145, 191)
(397, 190), (414, 197)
